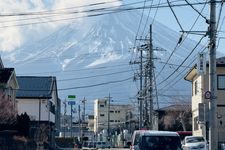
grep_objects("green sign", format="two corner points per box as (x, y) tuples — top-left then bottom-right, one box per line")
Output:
(68, 95), (76, 99)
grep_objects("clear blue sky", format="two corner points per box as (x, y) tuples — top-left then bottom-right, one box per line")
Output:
(123, 0), (225, 55)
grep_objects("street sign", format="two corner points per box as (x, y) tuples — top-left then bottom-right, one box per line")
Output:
(205, 91), (211, 99)
(68, 95), (76, 99)
(197, 52), (206, 75)
(68, 101), (76, 105)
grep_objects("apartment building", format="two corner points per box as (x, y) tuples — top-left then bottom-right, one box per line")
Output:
(93, 99), (132, 133)
(184, 56), (225, 143)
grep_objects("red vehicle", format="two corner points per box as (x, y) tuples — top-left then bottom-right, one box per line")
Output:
(177, 131), (192, 141)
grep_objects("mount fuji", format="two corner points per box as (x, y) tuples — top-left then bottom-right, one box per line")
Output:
(2, 9), (204, 113)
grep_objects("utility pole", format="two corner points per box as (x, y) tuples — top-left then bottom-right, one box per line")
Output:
(81, 97), (86, 145)
(208, 0), (217, 149)
(133, 24), (158, 130)
(139, 48), (143, 129)
(149, 24), (154, 130)
(70, 103), (73, 137)
(144, 69), (148, 128)
(82, 97), (86, 122)
(78, 105), (81, 142)
(107, 93), (112, 141)
(63, 99), (67, 139)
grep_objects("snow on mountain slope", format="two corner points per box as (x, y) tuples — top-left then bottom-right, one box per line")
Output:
(2, 9), (202, 112)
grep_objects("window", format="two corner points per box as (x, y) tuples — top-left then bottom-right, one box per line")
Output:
(194, 116), (199, 131)
(110, 120), (114, 122)
(194, 81), (198, 95)
(100, 104), (104, 107)
(110, 110), (114, 113)
(100, 114), (105, 117)
(49, 101), (55, 114)
(218, 75), (225, 90)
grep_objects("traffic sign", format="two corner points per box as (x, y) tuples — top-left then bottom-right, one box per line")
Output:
(68, 95), (76, 99)
(68, 101), (76, 105)
(205, 91), (211, 99)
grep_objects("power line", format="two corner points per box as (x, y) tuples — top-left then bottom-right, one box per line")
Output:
(156, 0), (207, 79)
(0, 0), (122, 17)
(159, 44), (208, 91)
(0, 1), (216, 28)
(16, 76), (133, 92)
(57, 69), (133, 82)
(167, 0), (184, 32)
(157, 34), (206, 86)
(184, 0), (208, 22)
(0, 0), (151, 24)
(16, 63), (129, 75)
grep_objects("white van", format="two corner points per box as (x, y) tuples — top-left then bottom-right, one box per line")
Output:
(130, 130), (182, 150)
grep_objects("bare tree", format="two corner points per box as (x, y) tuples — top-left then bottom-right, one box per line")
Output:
(0, 91), (17, 124)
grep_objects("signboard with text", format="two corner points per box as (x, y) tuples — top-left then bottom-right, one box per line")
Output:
(197, 52), (206, 75)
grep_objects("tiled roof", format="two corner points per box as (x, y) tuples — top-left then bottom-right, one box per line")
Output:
(216, 56), (225, 66)
(158, 104), (191, 112)
(16, 76), (56, 99)
(0, 68), (14, 84)
(206, 56), (225, 66)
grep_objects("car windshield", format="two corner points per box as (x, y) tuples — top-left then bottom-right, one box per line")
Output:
(141, 136), (181, 150)
(186, 137), (204, 143)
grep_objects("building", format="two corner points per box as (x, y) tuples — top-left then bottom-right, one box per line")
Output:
(0, 68), (19, 106)
(184, 56), (225, 143)
(16, 76), (61, 131)
(157, 104), (192, 131)
(88, 115), (95, 131)
(0, 67), (19, 123)
(93, 99), (133, 134)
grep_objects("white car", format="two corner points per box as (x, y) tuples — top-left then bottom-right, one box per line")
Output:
(182, 136), (208, 150)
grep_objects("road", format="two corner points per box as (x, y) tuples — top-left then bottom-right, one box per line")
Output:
(60, 148), (129, 150)
(98, 149), (129, 150)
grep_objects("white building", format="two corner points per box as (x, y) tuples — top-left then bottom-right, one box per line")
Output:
(184, 56), (225, 143)
(93, 99), (132, 133)
(16, 76), (61, 130)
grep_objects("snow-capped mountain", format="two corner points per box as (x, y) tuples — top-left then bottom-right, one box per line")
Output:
(2, 10), (205, 112)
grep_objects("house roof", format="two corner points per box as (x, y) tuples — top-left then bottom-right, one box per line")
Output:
(214, 56), (225, 67)
(157, 104), (191, 112)
(184, 56), (225, 81)
(0, 68), (14, 84)
(16, 76), (56, 99)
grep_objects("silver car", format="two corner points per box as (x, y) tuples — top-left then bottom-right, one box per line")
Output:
(182, 136), (208, 150)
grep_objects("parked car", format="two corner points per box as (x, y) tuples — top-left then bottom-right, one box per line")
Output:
(82, 141), (96, 150)
(182, 136), (208, 150)
(130, 130), (182, 150)
(95, 141), (111, 149)
(82, 141), (110, 149)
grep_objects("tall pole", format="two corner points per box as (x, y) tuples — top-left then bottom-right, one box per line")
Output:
(144, 65), (148, 128)
(208, 0), (217, 149)
(139, 48), (143, 129)
(70, 104), (73, 137)
(82, 97), (86, 122)
(107, 93), (111, 141)
(63, 99), (67, 139)
(149, 24), (154, 130)
(78, 105), (81, 140)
